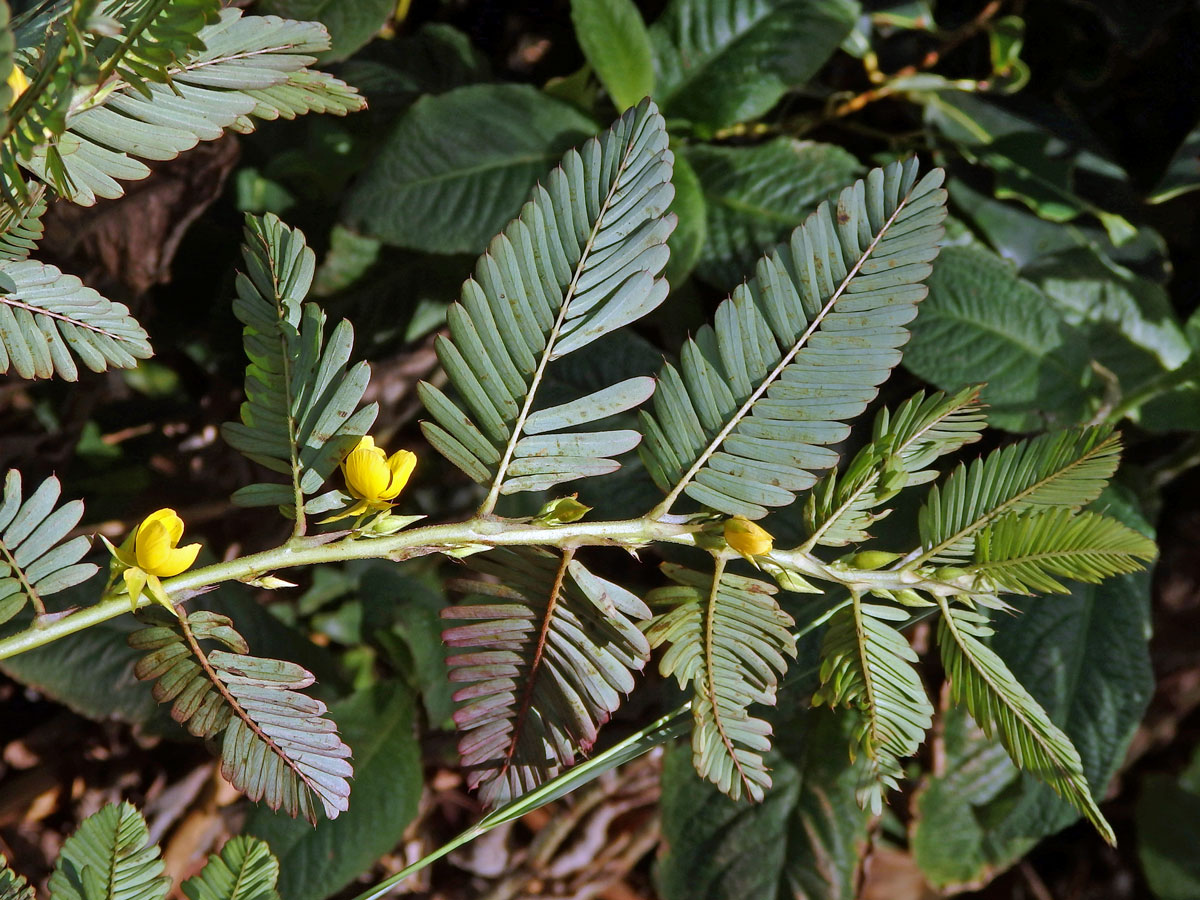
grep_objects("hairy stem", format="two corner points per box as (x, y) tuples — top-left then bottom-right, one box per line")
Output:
(0, 516), (699, 660)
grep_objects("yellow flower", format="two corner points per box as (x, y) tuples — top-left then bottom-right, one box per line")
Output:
(724, 516), (774, 561)
(111, 509), (201, 612)
(6, 65), (29, 107)
(338, 436), (416, 518)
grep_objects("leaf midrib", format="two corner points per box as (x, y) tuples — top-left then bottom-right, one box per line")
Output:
(478, 110), (646, 513)
(653, 179), (915, 517)
(913, 435), (1118, 566)
(936, 598), (1100, 826)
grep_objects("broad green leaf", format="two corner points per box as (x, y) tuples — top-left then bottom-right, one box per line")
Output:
(912, 489), (1154, 887)
(1023, 247), (1195, 423)
(48, 802), (170, 900)
(950, 178), (1166, 271)
(258, 0), (394, 62)
(687, 138), (861, 287)
(657, 743), (799, 899)
(657, 708), (872, 900)
(338, 24), (490, 115)
(920, 92), (1134, 245)
(1137, 748), (1200, 900)
(246, 683), (421, 900)
(1148, 119), (1200, 204)
(355, 564), (455, 727)
(343, 84), (597, 253)
(649, 0), (858, 132)
(570, 0), (654, 111)
(905, 244), (1094, 432)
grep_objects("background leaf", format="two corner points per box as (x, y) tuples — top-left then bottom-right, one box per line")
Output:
(905, 244), (1095, 431)
(1137, 746), (1200, 900)
(570, 0), (654, 112)
(686, 138), (861, 287)
(343, 84), (597, 253)
(245, 682), (422, 900)
(649, 0), (858, 132)
(656, 707), (871, 900)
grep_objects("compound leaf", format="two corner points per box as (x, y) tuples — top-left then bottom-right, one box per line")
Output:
(220, 214), (376, 525)
(182, 837), (280, 900)
(48, 801), (170, 900)
(442, 548), (651, 807)
(0, 469), (97, 626)
(935, 598), (1114, 844)
(914, 427), (1121, 566)
(0, 258), (153, 380)
(812, 597), (932, 813)
(128, 608), (352, 823)
(418, 98), (675, 507)
(641, 158), (947, 519)
(645, 560), (796, 801)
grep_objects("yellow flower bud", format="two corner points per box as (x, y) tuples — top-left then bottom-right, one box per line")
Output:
(724, 516), (774, 560)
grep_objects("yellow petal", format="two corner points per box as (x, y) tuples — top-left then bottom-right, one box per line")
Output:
(123, 566), (146, 612)
(724, 516), (774, 559)
(145, 573), (175, 612)
(155, 542), (200, 578)
(380, 450), (416, 500)
(135, 520), (173, 573)
(6, 66), (29, 105)
(141, 508), (184, 545)
(343, 448), (392, 501)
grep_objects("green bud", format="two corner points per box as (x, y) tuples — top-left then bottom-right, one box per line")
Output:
(894, 588), (934, 607)
(767, 565), (822, 594)
(842, 550), (903, 570)
(933, 566), (972, 582)
(533, 495), (592, 525)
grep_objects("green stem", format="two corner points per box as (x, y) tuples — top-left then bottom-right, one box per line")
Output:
(1101, 358), (1200, 425)
(0, 517), (968, 661)
(0, 516), (701, 660)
